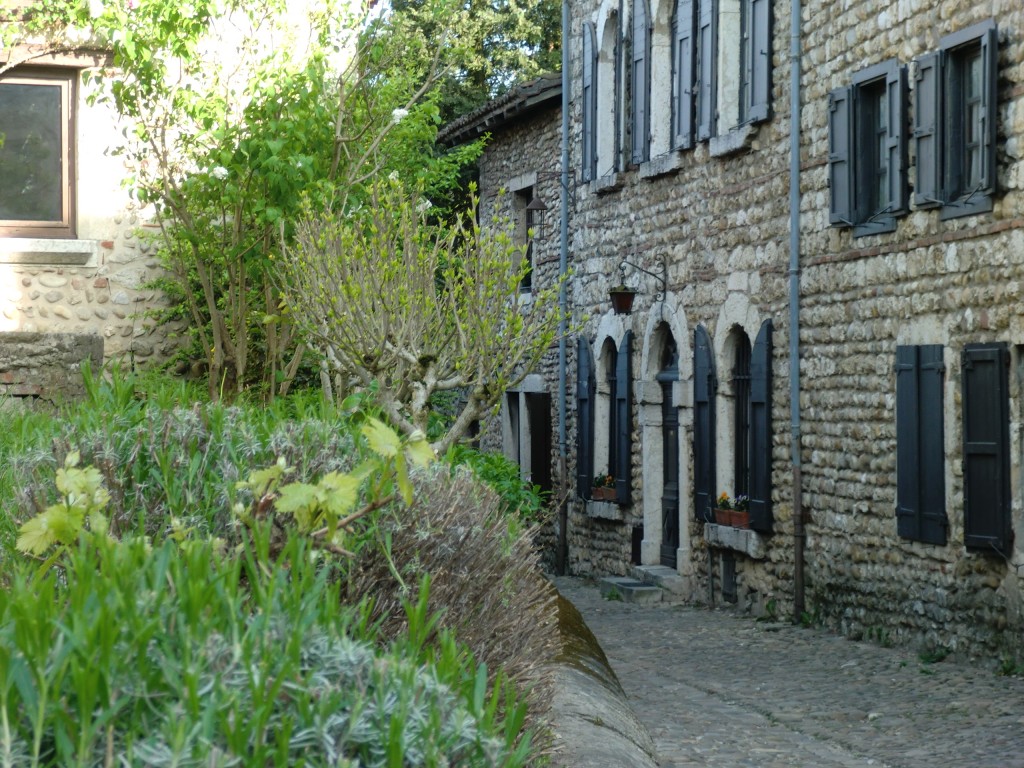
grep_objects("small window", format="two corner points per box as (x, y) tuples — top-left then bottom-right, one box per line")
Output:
(694, 0), (771, 141)
(895, 345), (947, 545)
(513, 187), (534, 293)
(828, 59), (907, 236)
(0, 67), (76, 238)
(913, 19), (998, 220)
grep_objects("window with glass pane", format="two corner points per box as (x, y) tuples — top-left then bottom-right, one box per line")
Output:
(0, 69), (74, 238)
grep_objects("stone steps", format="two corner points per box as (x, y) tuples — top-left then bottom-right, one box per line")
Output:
(598, 576), (664, 604)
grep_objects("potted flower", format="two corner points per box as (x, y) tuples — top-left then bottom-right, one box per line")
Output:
(714, 492), (750, 528)
(592, 471), (617, 501)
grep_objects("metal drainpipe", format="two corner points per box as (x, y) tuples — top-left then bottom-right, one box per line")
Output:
(789, 0), (806, 620)
(556, 0), (571, 576)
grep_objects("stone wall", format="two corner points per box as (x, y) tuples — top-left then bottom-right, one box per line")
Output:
(0, 332), (103, 406)
(795, 0), (1024, 656)
(467, 0), (1024, 659)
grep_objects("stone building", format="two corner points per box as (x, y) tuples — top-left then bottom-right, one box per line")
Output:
(441, 0), (1024, 658)
(0, 46), (179, 366)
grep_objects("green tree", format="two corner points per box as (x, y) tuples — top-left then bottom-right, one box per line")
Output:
(281, 179), (566, 454)
(392, 0), (562, 123)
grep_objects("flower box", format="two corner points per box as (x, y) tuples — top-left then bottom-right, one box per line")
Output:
(714, 507), (750, 529)
(591, 486), (617, 502)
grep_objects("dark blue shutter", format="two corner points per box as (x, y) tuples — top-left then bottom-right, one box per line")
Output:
(962, 343), (1012, 555)
(576, 336), (596, 498)
(745, 0), (771, 123)
(913, 51), (942, 208)
(896, 345), (947, 544)
(827, 85), (853, 226)
(582, 23), (597, 183)
(886, 63), (909, 216)
(748, 320), (772, 532)
(614, 330), (633, 503)
(671, 0), (695, 149)
(978, 22), (998, 196)
(918, 346), (946, 544)
(895, 345), (922, 540)
(631, 0), (650, 164)
(696, 0), (717, 141)
(693, 325), (716, 521)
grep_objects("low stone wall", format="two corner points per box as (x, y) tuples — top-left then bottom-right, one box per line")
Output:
(0, 332), (103, 406)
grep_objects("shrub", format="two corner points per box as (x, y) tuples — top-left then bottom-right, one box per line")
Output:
(0, 532), (534, 767)
(445, 444), (549, 526)
(347, 467), (558, 738)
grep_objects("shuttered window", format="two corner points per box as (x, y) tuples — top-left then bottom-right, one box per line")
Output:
(895, 345), (947, 545)
(576, 337), (596, 498)
(631, 0), (651, 164)
(614, 331), (634, 504)
(961, 343), (1011, 555)
(694, 325), (716, 522)
(828, 59), (907, 235)
(582, 23), (597, 183)
(913, 19), (998, 220)
(671, 0), (695, 149)
(748, 320), (773, 533)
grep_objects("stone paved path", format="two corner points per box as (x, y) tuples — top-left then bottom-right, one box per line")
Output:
(555, 577), (1024, 768)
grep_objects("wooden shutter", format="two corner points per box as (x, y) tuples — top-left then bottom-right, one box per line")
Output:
(912, 51), (942, 208)
(918, 345), (947, 544)
(693, 325), (716, 521)
(827, 85), (853, 226)
(576, 336), (596, 498)
(962, 343), (1012, 555)
(977, 22), (998, 196)
(748, 320), (772, 532)
(745, 0), (771, 123)
(696, 0), (717, 141)
(614, 330), (633, 503)
(672, 0), (695, 149)
(631, 0), (650, 164)
(895, 345), (921, 540)
(885, 62), (908, 216)
(582, 23), (597, 183)
(895, 345), (947, 544)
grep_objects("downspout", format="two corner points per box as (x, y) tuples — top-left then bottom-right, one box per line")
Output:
(788, 0), (805, 620)
(556, 0), (571, 575)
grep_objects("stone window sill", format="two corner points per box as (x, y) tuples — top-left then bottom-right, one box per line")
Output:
(586, 499), (625, 521)
(704, 522), (767, 559)
(709, 123), (758, 158)
(639, 152), (684, 180)
(0, 238), (99, 267)
(591, 173), (623, 195)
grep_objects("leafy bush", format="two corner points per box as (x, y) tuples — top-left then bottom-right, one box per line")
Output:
(0, 532), (534, 767)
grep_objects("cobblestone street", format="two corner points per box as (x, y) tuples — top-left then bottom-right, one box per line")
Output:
(555, 577), (1024, 768)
